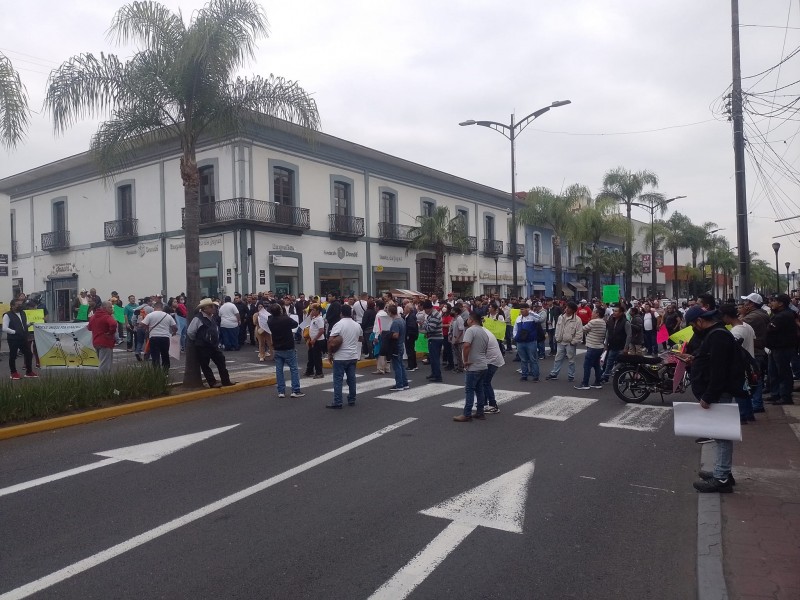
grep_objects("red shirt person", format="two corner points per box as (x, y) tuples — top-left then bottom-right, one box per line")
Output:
(576, 301), (592, 325)
(87, 301), (118, 373)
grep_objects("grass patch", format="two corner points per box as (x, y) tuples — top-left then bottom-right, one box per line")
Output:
(0, 366), (171, 425)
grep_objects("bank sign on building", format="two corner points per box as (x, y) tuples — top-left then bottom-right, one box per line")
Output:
(0, 117), (530, 319)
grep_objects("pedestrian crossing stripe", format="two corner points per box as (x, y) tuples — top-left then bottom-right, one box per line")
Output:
(598, 405), (672, 432)
(514, 396), (598, 421)
(376, 383), (462, 402)
(442, 390), (529, 408)
(324, 378), (396, 394)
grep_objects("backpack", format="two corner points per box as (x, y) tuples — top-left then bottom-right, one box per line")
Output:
(196, 317), (219, 348)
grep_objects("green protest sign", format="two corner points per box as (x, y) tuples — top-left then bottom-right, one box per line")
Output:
(602, 285), (620, 304)
(415, 335), (429, 353)
(113, 305), (126, 324)
(76, 304), (89, 321)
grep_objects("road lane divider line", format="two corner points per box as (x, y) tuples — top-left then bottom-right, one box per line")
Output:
(0, 417), (418, 600)
(599, 405), (672, 432)
(0, 458), (120, 498)
(514, 396), (597, 421)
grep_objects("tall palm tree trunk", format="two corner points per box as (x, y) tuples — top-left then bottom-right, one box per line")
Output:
(435, 242), (445, 296)
(672, 246), (679, 298)
(553, 235), (563, 297)
(625, 204), (633, 299)
(181, 152), (203, 388)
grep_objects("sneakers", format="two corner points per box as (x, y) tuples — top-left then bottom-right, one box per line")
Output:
(698, 470), (736, 486)
(408, 367), (418, 372)
(567, 377), (574, 382)
(574, 385), (591, 390)
(24, 372), (39, 379)
(10, 372), (21, 380)
(403, 385), (410, 390)
(312, 374), (324, 379)
(590, 384), (603, 389)
(221, 381), (237, 387)
(485, 406), (500, 414)
(516, 368), (522, 374)
(545, 374), (557, 381)
(389, 386), (404, 391)
(325, 403), (343, 409)
(291, 392), (305, 398)
(278, 393), (286, 398)
(693, 477), (734, 493)
(695, 437), (715, 444)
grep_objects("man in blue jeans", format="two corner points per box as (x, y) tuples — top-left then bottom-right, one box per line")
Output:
(325, 304), (363, 408)
(765, 294), (796, 406)
(453, 312), (489, 422)
(387, 304), (409, 391)
(267, 304), (305, 398)
(513, 305), (540, 381)
(422, 300), (444, 382)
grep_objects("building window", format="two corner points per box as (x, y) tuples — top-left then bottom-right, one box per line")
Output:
(273, 167), (294, 206)
(421, 199), (434, 218)
(381, 191), (396, 223)
(334, 181), (350, 216)
(117, 184), (133, 220)
(456, 208), (469, 233)
(533, 233), (541, 264)
(484, 215), (495, 240)
(199, 166), (215, 205)
(53, 200), (66, 231)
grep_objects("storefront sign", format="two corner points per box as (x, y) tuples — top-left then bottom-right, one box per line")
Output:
(170, 236), (223, 251)
(478, 270), (513, 281)
(378, 253), (404, 263)
(0, 254), (7, 264)
(324, 246), (359, 260)
(456, 264), (470, 274)
(126, 242), (159, 256)
(272, 243), (295, 251)
(51, 263), (76, 276)
(641, 254), (651, 274)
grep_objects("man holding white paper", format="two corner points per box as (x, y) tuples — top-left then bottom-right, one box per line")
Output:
(683, 305), (749, 493)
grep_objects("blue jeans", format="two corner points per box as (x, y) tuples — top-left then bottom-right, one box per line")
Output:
(135, 328), (146, 354)
(751, 354), (766, 410)
(464, 369), (487, 416)
(537, 340), (546, 359)
(274, 349), (301, 394)
(551, 343), (577, 379)
(602, 348), (621, 380)
(391, 354), (408, 388)
(428, 338), (443, 380)
(768, 348), (794, 403)
(220, 326), (239, 351)
(516, 341), (539, 379)
(176, 315), (187, 351)
(582, 347), (603, 387)
(332, 359), (357, 406)
(713, 395), (738, 479)
(483, 363), (498, 406)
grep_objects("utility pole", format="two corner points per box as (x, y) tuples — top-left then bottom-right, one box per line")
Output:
(731, 0), (750, 293)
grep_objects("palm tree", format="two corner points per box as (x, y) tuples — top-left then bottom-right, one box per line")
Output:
(44, 0), (320, 387)
(573, 195), (626, 297)
(750, 258), (776, 294)
(409, 206), (470, 296)
(660, 212), (692, 298)
(598, 167), (661, 299)
(683, 221), (718, 296)
(518, 184), (589, 297)
(0, 52), (30, 149)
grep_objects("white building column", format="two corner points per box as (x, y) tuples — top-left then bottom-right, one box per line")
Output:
(0, 193), (11, 303)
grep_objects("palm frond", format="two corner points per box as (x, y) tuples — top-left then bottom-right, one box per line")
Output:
(0, 53), (29, 149)
(108, 1), (186, 53)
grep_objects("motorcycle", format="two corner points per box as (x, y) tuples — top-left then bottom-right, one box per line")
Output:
(611, 351), (690, 404)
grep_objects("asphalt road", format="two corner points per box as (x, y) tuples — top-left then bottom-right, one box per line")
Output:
(0, 357), (699, 600)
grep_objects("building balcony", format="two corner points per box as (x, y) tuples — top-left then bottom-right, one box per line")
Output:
(506, 243), (525, 259)
(483, 239), (504, 256)
(378, 222), (416, 246)
(328, 214), (365, 240)
(41, 230), (70, 252)
(11, 240), (18, 260)
(445, 235), (477, 254)
(104, 218), (139, 243)
(181, 198), (311, 234)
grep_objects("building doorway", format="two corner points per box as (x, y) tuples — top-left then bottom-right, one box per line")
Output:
(418, 258), (436, 295)
(46, 277), (78, 322)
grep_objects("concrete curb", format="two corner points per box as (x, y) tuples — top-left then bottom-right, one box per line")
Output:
(697, 442), (729, 600)
(0, 358), (381, 441)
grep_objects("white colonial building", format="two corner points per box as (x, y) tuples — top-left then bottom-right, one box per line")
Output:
(0, 119), (529, 320)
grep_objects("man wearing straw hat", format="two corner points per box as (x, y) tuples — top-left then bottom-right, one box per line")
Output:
(187, 298), (235, 389)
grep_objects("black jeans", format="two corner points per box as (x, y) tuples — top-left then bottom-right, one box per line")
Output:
(197, 345), (231, 385)
(310, 339), (325, 375)
(149, 336), (171, 371)
(405, 333), (418, 369)
(8, 338), (33, 375)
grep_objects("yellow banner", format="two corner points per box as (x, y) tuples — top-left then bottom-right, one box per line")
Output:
(0, 303), (9, 317)
(509, 308), (521, 325)
(24, 309), (45, 331)
(483, 317), (506, 340)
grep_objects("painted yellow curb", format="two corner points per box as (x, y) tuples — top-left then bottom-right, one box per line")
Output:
(0, 359), (381, 441)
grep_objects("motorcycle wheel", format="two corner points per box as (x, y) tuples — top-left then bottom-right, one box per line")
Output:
(612, 366), (651, 403)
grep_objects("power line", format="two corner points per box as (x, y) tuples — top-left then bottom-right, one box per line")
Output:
(530, 119), (718, 137)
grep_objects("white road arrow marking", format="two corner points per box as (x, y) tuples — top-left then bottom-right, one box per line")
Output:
(369, 461), (535, 600)
(0, 425), (239, 498)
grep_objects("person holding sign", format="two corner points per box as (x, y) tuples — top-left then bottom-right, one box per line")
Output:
(3, 299), (38, 379)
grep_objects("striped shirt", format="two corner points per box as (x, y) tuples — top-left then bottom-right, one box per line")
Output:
(583, 318), (607, 349)
(423, 309), (443, 339)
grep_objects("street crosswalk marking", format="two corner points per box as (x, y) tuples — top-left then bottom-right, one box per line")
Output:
(514, 396), (598, 421)
(442, 390), (529, 408)
(377, 383), (462, 402)
(599, 405), (673, 432)
(324, 378), (396, 394)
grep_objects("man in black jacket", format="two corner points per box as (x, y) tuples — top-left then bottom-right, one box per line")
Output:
(403, 300), (419, 371)
(3, 299), (38, 379)
(684, 306), (748, 493)
(766, 293), (797, 406)
(325, 292), (342, 336)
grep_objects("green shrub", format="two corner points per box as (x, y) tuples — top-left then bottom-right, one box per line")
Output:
(0, 366), (171, 425)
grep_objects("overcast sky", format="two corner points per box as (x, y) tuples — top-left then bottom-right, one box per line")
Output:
(2, 1), (799, 269)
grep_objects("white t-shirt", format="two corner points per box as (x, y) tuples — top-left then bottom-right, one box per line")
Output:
(309, 315), (325, 341)
(329, 318), (362, 361)
(643, 312), (655, 331)
(141, 310), (176, 338)
(373, 310), (392, 334)
(481, 327), (505, 368)
(218, 302), (240, 328)
(352, 300), (367, 324)
(730, 322), (756, 358)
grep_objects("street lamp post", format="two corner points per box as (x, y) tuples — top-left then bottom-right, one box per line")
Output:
(772, 242), (781, 293)
(786, 261), (791, 295)
(460, 100), (571, 297)
(630, 195), (686, 299)
(792, 270), (796, 295)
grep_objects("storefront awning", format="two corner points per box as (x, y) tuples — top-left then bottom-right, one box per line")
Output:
(560, 286), (574, 296)
(532, 284), (546, 291)
(451, 275), (476, 282)
(569, 281), (588, 292)
(390, 288), (425, 298)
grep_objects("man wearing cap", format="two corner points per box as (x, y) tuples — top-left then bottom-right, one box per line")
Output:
(739, 293), (769, 412)
(683, 305), (749, 492)
(421, 300), (444, 382)
(187, 298), (234, 388)
(766, 293), (796, 406)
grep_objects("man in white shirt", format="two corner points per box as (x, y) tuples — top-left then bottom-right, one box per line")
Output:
(218, 296), (241, 351)
(352, 292), (368, 325)
(141, 302), (177, 372)
(326, 304), (363, 408)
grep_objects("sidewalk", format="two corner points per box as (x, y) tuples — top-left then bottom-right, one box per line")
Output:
(719, 400), (800, 599)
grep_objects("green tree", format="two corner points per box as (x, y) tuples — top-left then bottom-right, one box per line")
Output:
(518, 184), (589, 297)
(409, 206), (470, 296)
(0, 52), (29, 149)
(44, 0), (320, 387)
(573, 195), (626, 298)
(660, 212), (692, 298)
(683, 221), (718, 296)
(598, 167), (661, 299)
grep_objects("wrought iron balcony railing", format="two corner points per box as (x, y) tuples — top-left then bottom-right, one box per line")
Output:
(483, 239), (504, 255)
(378, 222), (416, 245)
(181, 198), (310, 232)
(104, 218), (139, 242)
(41, 230), (70, 252)
(328, 214), (365, 238)
(506, 243), (525, 259)
(444, 235), (477, 254)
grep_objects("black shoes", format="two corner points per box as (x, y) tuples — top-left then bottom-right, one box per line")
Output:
(698, 470), (736, 486)
(693, 477), (734, 493)
(325, 403), (343, 409)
